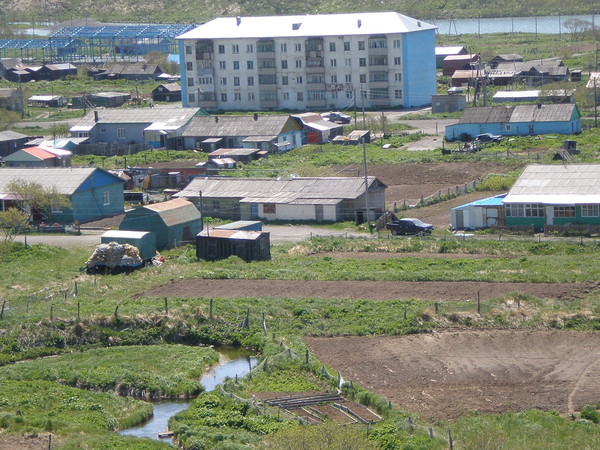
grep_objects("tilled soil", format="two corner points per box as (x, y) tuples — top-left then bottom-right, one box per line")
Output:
(144, 278), (594, 302)
(305, 330), (600, 421)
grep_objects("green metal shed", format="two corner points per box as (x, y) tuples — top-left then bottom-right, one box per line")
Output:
(119, 198), (202, 250)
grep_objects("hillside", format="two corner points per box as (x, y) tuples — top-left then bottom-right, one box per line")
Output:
(3, 0), (596, 25)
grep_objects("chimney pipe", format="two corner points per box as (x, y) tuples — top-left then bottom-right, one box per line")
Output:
(357, 19), (362, 28)
(254, 113), (258, 121)
(236, 17), (241, 26)
(94, 110), (99, 122)
(215, 116), (219, 123)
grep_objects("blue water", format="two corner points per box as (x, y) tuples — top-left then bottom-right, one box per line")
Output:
(119, 347), (258, 445)
(432, 14), (598, 35)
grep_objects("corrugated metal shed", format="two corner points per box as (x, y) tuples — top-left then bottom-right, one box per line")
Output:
(182, 115), (292, 137)
(458, 104), (577, 124)
(144, 198), (201, 226)
(504, 164), (600, 204)
(71, 107), (200, 129)
(196, 229), (271, 261)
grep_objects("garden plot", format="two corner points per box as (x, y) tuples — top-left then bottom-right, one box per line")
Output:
(305, 330), (600, 421)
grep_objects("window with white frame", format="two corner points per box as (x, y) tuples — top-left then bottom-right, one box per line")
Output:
(248, 92), (255, 101)
(51, 201), (63, 213)
(263, 203), (276, 214)
(330, 75), (337, 83)
(234, 77), (240, 86)
(394, 56), (401, 65)
(218, 45), (225, 54)
(233, 61), (240, 70)
(307, 90), (326, 100)
(295, 59), (302, 68)
(343, 41), (350, 51)
(296, 76), (303, 84)
(220, 77), (227, 85)
(117, 128), (126, 139)
(329, 42), (336, 51)
(393, 39), (401, 48)
(554, 206), (575, 217)
(281, 60), (288, 69)
(186, 61), (193, 71)
(103, 191), (110, 205)
(330, 59), (337, 67)
(331, 91), (338, 99)
(297, 92), (303, 101)
(345, 74), (352, 83)
(219, 61), (226, 70)
(248, 76), (254, 86)
(505, 203), (545, 217)
(394, 89), (403, 99)
(280, 43), (287, 52)
(246, 44), (254, 53)
(505, 124), (512, 131)
(282, 92), (289, 100)
(358, 41), (365, 50)
(345, 58), (351, 67)
(394, 73), (402, 82)
(582, 205), (600, 217)
(220, 93), (227, 102)
(188, 93), (195, 103)
(234, 92), (241, 101)
(247, 60), (254, 70)
(232, 44), (239, 54)
(295, 43), (302, 52)
(187, 78), (194, 86)
(185, 45), (192, 54)
(282, 76), (288, 85)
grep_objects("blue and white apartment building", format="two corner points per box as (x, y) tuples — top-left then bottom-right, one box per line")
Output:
(177, 12), (436, 111)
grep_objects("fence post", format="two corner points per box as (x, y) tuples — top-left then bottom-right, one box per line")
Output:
(428, 427), (434, 439)
(262, 312), (267, 336)
(449, 430), (453, 449)
(403, 304), (407, 320)
(434, 302), (439, 314)
(114, 305), (119, 319)
(77, 302), (80, 322)
(164, 297), (168, 315)
(74, 281), (78, 297)
(50, 305), (53, 322)
(477, 292), (481, 315)
(305, 349), (309, 365)
(0, 299), (5, 319)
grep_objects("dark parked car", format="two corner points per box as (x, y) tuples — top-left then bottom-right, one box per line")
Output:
(475, 133), (503, 143)
(386, 218), (434, 235)
(322, 111), (351, 124)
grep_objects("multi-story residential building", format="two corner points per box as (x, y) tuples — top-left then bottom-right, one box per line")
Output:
(177, 12), (436, 111)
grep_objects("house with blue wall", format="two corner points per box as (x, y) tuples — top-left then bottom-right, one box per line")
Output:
(70, 107), (204, 149)
(445, 103), (581, 141)
(181, 114), (302, 152)
(0, 167), (124, 224)
(503, 164), (600, 228)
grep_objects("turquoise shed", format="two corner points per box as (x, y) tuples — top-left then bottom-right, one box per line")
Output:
(119, 198), (202, 250)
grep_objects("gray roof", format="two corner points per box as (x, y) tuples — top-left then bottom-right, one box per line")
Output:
(175, 176), (386, 203)
(182, 115), (292, 137)
(105, 63), (161, 75)
(0, 167), (97, 195)
(0, 130), (28, 142)
(155, 83), (181, 92)
(71, 107), (200, 130)
(505, 164), (600, 204)
(0, 88), (18, 98)
(459, 104), (577, 124)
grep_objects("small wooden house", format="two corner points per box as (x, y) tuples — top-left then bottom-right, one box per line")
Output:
(152, 83), (182, 102)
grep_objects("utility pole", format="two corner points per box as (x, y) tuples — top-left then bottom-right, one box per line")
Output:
(361, 86), (366, 129)
(353, 89), (357, 128)
(362, 138), (371, 233)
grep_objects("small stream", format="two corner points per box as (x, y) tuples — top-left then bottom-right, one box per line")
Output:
(119, 347), (258, 445)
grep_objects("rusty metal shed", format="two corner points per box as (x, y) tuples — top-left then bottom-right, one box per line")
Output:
(196, 229), (271, 261)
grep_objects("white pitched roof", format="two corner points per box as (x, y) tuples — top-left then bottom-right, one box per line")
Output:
(177, 12), (436, 40)
(0, 167), (96, 195)
(504, 164), (600, 204)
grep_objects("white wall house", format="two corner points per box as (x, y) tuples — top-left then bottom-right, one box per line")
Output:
(177, 12), (436, 111)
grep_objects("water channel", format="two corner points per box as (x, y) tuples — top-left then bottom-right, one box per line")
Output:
(119, 347), (258, 446)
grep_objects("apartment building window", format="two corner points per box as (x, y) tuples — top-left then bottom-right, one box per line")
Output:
(395, 89), (403, 99)
(370, 71), (388, 82)
(257, 41), (275, 52)
(233, 61), (240, 70)
(234, 92), (241, 101)
(199, 77), (213, 84)
(282, 76), (288, 85)
(329, 42), (336, 51)
(358, 41), (365, 50)
(295, 59), (302, 68)
(283, 92), (290, 100)
(296, 76), (303, 84)
(369, 37), (387, 49)
(308, 75), (324, 84)
(370, 88), (389, 99)
(297, 92), (304, 101)
(345, 58), (351, 67)
(331, 91), (338, 100)
(219, 61), (226, 69)
(295, 43), (302, 52)
(359, 58), (366, 67)
(247, 60), (254, 69)
(281, 43), (287, 52)
(330, 75), (337, 83)
(220, 77), (227, 85)
(393, 39), (401, 48)
(188, 93), (195, 103)
(248, 92), (255, 101)
(259, 91), (277, 101)
(218, 44), (225, 54)
(369, 55), (388, 66)
(259, 74), (277, 84)
(186, 61), (193, 71)
(117, 128), (126, 139)
(187, 78), (194, 86)
(394, 73), (402, 82)
(248, 76), (254, 86)
(232, 44), (239, 54)
(281, 60), (288, 69)
(185, 45), (192, 54)
(359, 74), (366, 83)
(234, 76), (240, 86)
(394, 56), (402, 65)
(345, 74), (352, 83)
(346, 90), (353, 99)
(221, 93), (227, 102)
(307, 90), (326, 101)
(330, 59), (337, 67)
(344, 41), (350, 51)
(247, 44), (254, 53)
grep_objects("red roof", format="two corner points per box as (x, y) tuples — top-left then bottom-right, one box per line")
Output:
(23, 146), (56, 160)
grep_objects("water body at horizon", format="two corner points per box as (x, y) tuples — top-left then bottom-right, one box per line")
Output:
(431, 14), (598, 35)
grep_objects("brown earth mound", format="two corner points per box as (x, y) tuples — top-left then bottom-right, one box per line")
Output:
(305, 330), (600, 420)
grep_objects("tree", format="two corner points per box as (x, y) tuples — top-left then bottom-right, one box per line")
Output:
(7, 179), (71, 222)
(0, 207), (30, 242)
